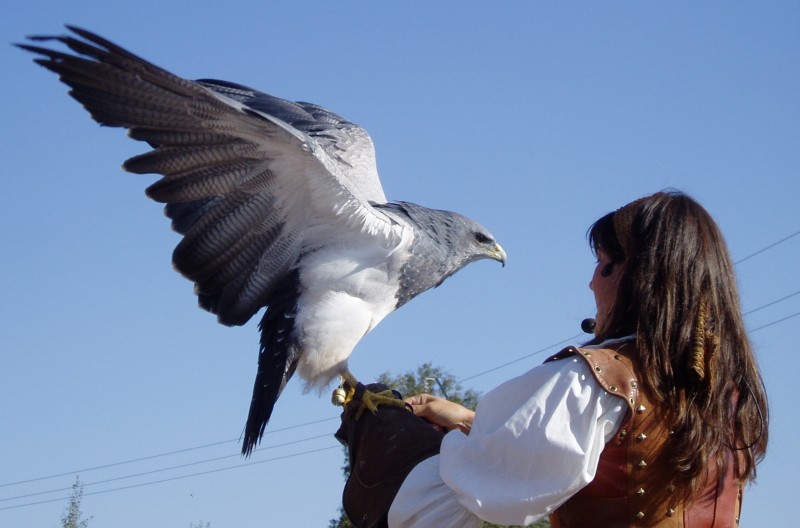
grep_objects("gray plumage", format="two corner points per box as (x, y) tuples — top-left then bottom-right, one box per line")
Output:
(19, 26), (506, 455)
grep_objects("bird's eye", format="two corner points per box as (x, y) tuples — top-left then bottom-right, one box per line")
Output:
(474, 232), (490, 244)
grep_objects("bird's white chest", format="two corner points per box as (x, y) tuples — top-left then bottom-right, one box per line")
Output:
(292, 230), (413, 387)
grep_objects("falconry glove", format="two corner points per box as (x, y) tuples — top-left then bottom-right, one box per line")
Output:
(334, 383), (444, 528)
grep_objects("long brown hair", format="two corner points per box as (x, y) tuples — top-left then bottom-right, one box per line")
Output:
(588, 190), (768, 494)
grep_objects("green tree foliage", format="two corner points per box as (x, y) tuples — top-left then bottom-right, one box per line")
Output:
(377, 363), (481, 408)
(327, 506), (356, 528)
(60, 477), (91, 528)
(328, 364), (549, 528)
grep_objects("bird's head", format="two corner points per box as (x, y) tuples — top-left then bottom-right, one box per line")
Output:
(464, 225), (507, 267)
(382, 202), (506, 307)
(390, 201), (507, 274)
(444, 212), (507, 269)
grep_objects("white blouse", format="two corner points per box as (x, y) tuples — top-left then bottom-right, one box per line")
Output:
(388, 347), (627, 527)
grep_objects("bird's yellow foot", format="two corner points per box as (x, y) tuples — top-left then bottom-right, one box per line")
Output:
(331, 371), (407, 419)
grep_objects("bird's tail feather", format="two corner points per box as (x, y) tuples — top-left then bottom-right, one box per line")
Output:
(242, 269), (302, 456)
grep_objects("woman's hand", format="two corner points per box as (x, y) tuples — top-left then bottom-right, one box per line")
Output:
(405, 393), (475, 434)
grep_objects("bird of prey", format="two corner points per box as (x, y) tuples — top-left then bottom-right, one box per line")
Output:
(20, 26), (506, 455)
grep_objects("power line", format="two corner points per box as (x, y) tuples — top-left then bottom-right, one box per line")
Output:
(0, 434), (331, 503)
(0, 445), (339, 512)
(0, 438), (236, 490)
(0, 416), (337, 489)
(750, 311), (800, 333)
(459, 286), (800, 385)
(459, 332), (585, 383)
(735, 229), (800, 265)
(743, 289), (800, 316)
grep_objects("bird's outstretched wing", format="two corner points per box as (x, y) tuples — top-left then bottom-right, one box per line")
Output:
(196, 78), (387, 204)
(19, 26), (401, 327)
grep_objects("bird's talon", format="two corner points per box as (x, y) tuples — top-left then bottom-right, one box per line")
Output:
(333, 371), (406, 417)
(354, 388), (406, 419)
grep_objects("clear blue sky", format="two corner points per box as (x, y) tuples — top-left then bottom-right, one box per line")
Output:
(2, 2), (798, 526)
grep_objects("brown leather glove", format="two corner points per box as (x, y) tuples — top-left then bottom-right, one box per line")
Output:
(334, 383), (444, 528)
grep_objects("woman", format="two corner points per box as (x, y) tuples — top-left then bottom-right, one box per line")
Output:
(337, 191), (768, 527)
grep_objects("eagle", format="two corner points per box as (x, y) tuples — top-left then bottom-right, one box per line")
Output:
(20, 26), (506, 455)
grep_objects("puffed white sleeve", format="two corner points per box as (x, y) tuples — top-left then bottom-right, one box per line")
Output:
(387, 355), (626, 528)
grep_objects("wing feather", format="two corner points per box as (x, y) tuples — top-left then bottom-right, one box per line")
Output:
(144, 160), (271, 203)
(21, 26), (402, 326)
(126, 143), (261, 180)
(197, 79), (387, 204)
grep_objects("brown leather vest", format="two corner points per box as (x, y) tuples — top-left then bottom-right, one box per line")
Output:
(545, 344), (742, 528)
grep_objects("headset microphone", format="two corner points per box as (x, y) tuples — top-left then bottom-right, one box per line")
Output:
(581, 318), (597, 334)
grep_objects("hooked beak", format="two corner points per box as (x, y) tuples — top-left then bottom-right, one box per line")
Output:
(490, 243), (507, 267)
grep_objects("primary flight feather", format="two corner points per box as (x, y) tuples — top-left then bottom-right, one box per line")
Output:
(20, 26), (506, 455)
